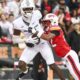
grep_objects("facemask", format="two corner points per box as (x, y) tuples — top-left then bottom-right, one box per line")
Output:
(22, 12), (33, 24)
(24, 13), (32, 19)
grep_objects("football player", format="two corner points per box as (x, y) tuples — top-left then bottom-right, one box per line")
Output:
(41, 13), (80, 80)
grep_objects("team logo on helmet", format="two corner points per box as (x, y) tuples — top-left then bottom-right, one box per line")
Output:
(43, 13), (58, 26)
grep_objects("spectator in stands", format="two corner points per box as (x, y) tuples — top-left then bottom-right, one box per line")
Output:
(41, 0), (52, 17)
(53, 0), (71, 35)
(58, 12), (72, 35)
(52, 0), (70, 15)
(51, 0), (59, 10)
(8, 0), (22, 19)
(68, 23), (80, 57)
(58, 12), (73, 43)
(71, 8), (80, 24)
(68, 0), (79, 12)
(8, 13), (14, 22)
(0, 13), (13, 42)
(0, 0), (11, 15)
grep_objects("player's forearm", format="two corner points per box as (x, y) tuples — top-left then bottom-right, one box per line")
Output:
(40, 33), (55, 41)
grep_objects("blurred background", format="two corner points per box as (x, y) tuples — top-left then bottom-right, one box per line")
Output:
(0, 0), (80, 80)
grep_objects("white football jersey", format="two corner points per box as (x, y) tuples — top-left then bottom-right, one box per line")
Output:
(13, 10), (47, 45)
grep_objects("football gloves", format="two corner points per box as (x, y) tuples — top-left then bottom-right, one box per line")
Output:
(25, 35), (40, 48)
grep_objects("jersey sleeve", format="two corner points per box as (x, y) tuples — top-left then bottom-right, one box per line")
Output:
(32, 10), (42, 21)
(29, 10), (42, 28)
(49, 26), (61, 36)
(12, 17), (23, 29)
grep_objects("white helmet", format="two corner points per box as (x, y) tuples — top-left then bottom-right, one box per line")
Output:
(21, 0), (35, 9)
(20, 0), (35, 19)
(42, 13), (58, 26)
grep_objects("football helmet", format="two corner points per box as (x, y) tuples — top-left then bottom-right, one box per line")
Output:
(42, 13), (58, 26)
(20, 0), (35, 20)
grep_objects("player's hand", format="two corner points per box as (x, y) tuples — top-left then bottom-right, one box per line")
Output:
(26, 35), (40, 44)
(25, 35), (40, 47)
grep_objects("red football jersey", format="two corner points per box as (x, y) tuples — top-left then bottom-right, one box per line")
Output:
(46, 26), (71, 58)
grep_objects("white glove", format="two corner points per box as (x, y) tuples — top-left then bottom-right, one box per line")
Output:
(25, 35), (40, 45)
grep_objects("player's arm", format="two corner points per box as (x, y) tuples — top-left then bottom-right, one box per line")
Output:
(40, 30), (60, 41)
